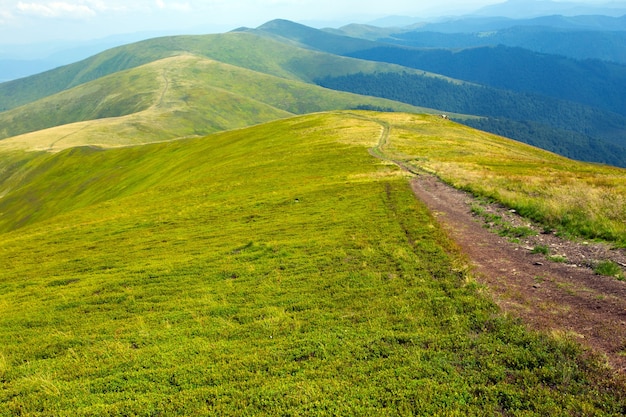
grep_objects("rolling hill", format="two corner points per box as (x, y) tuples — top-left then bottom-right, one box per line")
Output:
(0, 29), (466, 153)
(0, 31), (451, 114)
(1, 23), (626, 414)
(0, 54), (427, 151)
(3, 23), (626, 166)
(1, 111), (625, 414)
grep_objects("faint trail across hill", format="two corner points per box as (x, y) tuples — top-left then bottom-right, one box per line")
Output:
(365, 115), (626, 373)
(47, 124), (91, 151)
(155, 71), (170, 109)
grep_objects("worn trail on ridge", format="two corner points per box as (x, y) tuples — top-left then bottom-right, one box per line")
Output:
(366, 115), (626, 373)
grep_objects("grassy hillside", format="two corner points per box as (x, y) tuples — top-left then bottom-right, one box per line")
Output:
(0, 31), (449, 113)
(3, 22), (625, 167)
(0, 54), (428, 151)
(369, 112), (626, 245)
(1, 112), (624, 415)
(0, 62), (162, 140)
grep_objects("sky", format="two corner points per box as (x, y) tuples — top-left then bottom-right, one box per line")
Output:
(0, 0), (620, 45)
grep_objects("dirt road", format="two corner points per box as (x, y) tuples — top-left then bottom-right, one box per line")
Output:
(411, 174), (626, 373)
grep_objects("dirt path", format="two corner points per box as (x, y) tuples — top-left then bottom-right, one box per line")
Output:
(411, 174), (626, 373)
(363, 113), (626, 372)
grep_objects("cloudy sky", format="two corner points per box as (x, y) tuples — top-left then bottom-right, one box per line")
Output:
(0, 0), (619, 44)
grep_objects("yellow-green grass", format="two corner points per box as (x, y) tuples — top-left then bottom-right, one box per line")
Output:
(0, 54), (430, 152)
(0, 31), (453, 114)
(1, 113), (623, 415)
(370, 112), (626, 245)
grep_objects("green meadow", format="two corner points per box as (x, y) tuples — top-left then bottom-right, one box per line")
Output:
(1, 112), (625, 415)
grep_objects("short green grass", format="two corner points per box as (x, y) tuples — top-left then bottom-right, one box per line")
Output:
(594, 260), (625, 280)
(1, 113), (624, 415)
(548, 255), (569, 263)
(532, 245), (551, 255)
(470, 203), (537, 241)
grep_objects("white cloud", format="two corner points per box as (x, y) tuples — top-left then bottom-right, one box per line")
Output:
(171, 2), (191, 12)
(155, 0), (192, 12)
(0, 9), (15, 23)
(16, 1), (97, 18)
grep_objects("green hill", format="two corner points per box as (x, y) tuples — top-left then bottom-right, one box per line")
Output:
(3, 24), (626, 167)
(0, 54), (431, 151)
(0, 31), (453, 113)
(1, 112), (625, 415)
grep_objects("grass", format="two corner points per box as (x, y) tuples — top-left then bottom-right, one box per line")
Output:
(548, 255), (569, 263)
(0, 54), (427, 152)
(532, 245), (551, 255)
(594, 260), (625, 280)
(1, 112), (625, 415)
(497, 224), (537, 239)
(469, 203), (536, 241)
(371, 112), (626, 246)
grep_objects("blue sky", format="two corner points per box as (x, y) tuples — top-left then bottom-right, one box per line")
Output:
(0, 0), (621, 44)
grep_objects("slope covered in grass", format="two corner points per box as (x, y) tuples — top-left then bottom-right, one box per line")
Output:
(369, 112), (626, 245)
(0, 31), (450, 113)
(0, 112), (624, 415)
(0, 54), (427, 151)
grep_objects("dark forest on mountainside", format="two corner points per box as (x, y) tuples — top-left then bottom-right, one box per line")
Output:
(317, 71), (626, 167)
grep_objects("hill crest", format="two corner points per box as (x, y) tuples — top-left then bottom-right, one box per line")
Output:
(0, 54), (433, 152)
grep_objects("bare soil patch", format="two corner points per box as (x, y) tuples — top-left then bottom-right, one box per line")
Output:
(411, 174), (626, 373)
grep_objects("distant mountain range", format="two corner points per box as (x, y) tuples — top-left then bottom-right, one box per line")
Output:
(330, 14), (626, 63)
(368, 0), (626, 26)
(251, 19), (626, 167)
(473, 0), (626, 18)
(3, 0), (626, 82)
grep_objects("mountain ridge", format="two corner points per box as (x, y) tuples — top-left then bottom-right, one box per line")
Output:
(0, 30), (461, 114)
(1, 19), (626, 411)
(3, 20), (626, 166)
(253, 19), (626, 166)
(0, 54), (432, 152)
